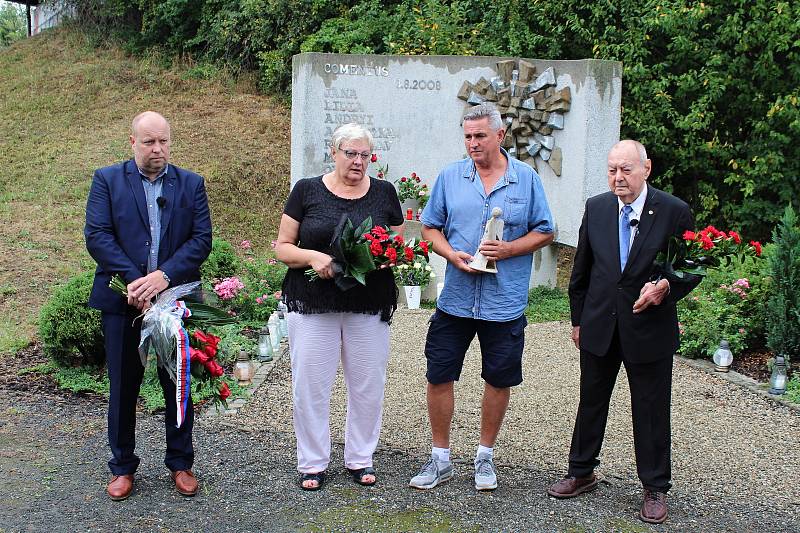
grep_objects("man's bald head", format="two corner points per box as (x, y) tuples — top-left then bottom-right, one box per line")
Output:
(607, 139), (651, 204)
(131, 111), (170, 137)
(130, 111), (171, 180)
(611, 139), (648, 166)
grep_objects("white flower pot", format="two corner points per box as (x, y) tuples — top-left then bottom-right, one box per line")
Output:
(404, 285), (421, 309)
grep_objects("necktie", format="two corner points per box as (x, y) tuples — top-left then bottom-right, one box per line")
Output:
(619, 205), (632, 270)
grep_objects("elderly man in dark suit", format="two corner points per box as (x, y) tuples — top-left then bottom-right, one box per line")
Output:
(85, 111), (212, 501)
(547, 140), (700, 524)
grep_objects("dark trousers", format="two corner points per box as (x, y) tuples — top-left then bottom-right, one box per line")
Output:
(103, 311), (194, 475)
(568, 327), (673, 492)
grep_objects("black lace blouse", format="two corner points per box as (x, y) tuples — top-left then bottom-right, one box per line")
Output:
(281, 176), (404, 322)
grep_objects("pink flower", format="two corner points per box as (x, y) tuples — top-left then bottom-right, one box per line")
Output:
(240, 240), (252, 249)
(268, 258), (277, 265)
(255, 297), (263, 304)
(739, 328), (745, 334)
(734, 278), (749, 289)
(274, 291), (282, 299)
(213, 277), (245, 300)
(270, 240), (277, 248)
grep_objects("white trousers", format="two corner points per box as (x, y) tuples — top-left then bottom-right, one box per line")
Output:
(288, 312), (390, 473)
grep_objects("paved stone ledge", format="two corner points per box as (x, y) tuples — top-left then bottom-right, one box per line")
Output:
(675, 354), (799, 412)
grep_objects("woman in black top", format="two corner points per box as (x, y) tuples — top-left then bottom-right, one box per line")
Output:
(275, 123), (403, 490)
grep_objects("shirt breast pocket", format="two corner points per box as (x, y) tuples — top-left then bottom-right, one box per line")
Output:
(503, 196), (528, 240)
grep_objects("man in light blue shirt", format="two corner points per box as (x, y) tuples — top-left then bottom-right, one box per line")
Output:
(410, 103), (554, 492)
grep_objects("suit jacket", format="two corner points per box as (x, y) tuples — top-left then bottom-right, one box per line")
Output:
(569, 186), (700, 363)
(85, 160), (212, 314)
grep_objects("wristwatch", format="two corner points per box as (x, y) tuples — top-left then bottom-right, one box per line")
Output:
(162, 271), (171, 286)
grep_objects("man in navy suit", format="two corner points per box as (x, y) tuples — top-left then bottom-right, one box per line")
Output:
(547, 140), (700, 524)
(85, 111), (212, 501)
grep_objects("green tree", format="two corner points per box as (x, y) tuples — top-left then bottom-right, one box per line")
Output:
(0, 2), (25, 47)
(766, 204), (800, 363)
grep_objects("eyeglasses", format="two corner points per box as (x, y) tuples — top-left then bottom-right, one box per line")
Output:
(340, 149), (372, 161)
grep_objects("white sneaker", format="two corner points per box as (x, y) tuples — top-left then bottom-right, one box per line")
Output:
(409, 453), (454, 490)
(474, 452), (498, 491)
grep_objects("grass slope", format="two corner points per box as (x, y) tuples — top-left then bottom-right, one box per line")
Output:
(0, 27), (291, 354)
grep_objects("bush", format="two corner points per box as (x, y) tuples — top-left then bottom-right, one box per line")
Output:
(200, 237), (241, 281)
(677, 255), (769, 359)
(766, 205), (800, 363)
(38, 271), (105, 367)
(212, 261), (285, 324)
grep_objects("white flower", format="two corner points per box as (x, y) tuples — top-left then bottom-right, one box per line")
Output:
(430, 272), (436, 278)
(414, 262), (421, 269)
(425, 265), (432, 271)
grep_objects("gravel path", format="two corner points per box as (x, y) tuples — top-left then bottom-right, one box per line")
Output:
(1, 309), (798, 532)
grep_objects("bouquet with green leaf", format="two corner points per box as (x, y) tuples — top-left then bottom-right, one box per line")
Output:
(305, 215), (430, 291)
(655, 225), (763, 280)
(109, 275), (237, 418)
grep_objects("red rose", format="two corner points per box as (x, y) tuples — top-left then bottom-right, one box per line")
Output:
(415, 176), (421, 182)
(363, 233), (374, 241)
(378, 171), (384, 178)
(728, 230), (741, 244)
(394, 235), (404, 245)
(385, 247), (397, 263)
(194, 330), (220, 349)
(204, 360), (224, 378)
(404, 247), (414, 261)
(370, 153), (377, 163)
(701, 236), (714, 250)
(401, 177), (407, 182)
(218, 382), (231, 401)
(420, 241), (429, 255)
(411, 172), (417, 178)
(203, 343), (218, 359)
(190, 347), (210, 365)
(750, 240), (762, 256)
(370, 240), (383, 256)
(682, 230), (696, 241)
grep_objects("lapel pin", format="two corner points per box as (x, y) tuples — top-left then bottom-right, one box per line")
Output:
(648, 210), (654, 215)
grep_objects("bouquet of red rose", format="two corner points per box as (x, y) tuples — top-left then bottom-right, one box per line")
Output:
(109, 276), (237, 422)
(656, 225), (763, 279)
(306, 215), (430, 291)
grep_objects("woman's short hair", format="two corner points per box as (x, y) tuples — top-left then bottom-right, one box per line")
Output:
(462, 103), (504, 131)
(330, 123), (374, 151)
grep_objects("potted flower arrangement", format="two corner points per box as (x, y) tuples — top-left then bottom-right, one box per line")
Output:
(396, 173), (426, 217)
(395, 261), (436, 309)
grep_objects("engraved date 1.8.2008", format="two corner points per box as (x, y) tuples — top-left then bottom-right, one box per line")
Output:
(396, 79), (441, 91)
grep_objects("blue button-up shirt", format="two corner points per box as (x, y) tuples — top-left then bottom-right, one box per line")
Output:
(138, 164), (168, 274)
(421, 150), (554, 321)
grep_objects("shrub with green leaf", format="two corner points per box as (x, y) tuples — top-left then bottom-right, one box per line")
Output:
(38, 271), (105, 367)
(766, 205), (800, 363)
(677, 255), (769, 359)
(200, 237), (241, 281)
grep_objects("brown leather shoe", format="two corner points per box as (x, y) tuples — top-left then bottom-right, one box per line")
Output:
(107, 474), (134, 501)
(640, 489), (668, 524)
(171, 469), (199, 496)
(547, 474), (598, 498)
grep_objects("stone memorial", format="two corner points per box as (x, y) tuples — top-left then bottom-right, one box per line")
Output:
(291, 53), (622, 299)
